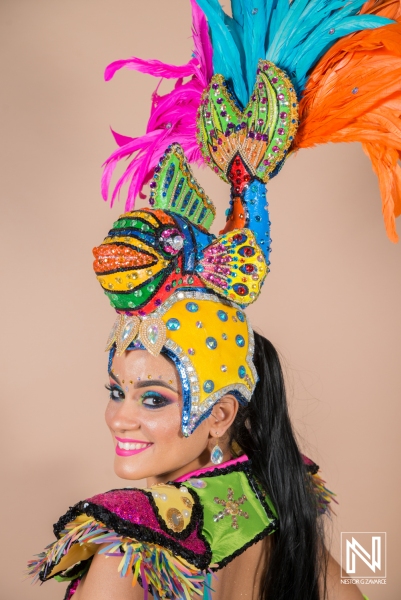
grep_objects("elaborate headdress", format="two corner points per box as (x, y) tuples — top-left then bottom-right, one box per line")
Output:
(94, 0), (401, 435)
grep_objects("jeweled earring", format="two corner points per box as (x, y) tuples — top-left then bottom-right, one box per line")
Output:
(211, 434), (224, 465)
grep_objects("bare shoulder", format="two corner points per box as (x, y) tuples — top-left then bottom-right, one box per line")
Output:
(323, 552), (364, 600)
(73, 548), (147, 600)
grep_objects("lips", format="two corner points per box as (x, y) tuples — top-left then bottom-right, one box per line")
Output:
(115, 437), (153, 457)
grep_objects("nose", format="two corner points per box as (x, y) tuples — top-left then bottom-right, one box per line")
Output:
(107, 398), (142, 433)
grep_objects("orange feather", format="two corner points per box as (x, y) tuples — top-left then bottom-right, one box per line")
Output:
(293, 18), (401, 241)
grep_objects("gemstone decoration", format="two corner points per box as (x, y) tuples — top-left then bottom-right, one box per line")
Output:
(213, 488), (249, 529)
(138, 317), (166, 356)
(186, 302), (199, 313)
(217, 310), (228, 322)
(238, 366), (246, 378)
(166, 318), (180, 331)
(188, 479), (207, 489)
(211, 444), (224, 465)
(166, 507), (185, 533)
(181, 496), (193, 508)
(116, 315), (140, 356)
(203, 380), (215, 393)
(235, 335), (245, 347)
(206, 337), (218, 349)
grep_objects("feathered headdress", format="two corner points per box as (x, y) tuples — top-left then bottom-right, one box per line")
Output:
(95, 0), (401, 435)
(101, 0), (401, 241)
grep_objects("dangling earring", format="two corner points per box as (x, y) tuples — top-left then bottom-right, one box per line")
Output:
(211, 433), (224, 465)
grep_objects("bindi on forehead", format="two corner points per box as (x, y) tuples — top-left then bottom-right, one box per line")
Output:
(110, 366), (178, 393)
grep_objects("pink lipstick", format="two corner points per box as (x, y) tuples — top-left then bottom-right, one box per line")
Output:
(115, 436), (153, 457)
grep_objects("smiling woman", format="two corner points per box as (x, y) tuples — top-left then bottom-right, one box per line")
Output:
(25, 0), (401, 598)
(104, 349), (221, 484)
(27, 325), (363, 600)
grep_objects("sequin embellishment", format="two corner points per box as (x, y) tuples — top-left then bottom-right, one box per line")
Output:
(213, 488), (249, 529)
(166, 507), (185, 533)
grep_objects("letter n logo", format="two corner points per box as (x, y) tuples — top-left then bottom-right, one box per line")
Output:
(341, 532), (386, 578)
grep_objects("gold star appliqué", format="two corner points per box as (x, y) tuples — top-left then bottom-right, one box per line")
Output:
(213, 487), (249, 529)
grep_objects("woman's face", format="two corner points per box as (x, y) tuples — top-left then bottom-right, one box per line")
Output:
(105, 349), (212, 484)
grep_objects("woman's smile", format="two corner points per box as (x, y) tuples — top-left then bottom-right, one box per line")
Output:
(115, 436), (153, 456)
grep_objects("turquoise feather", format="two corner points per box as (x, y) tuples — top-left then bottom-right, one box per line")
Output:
(195, 0), (393, 105)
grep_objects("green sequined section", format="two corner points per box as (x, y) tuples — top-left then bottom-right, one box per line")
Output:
(150, 144), (216, 230)
(197, 59), (299, 183)
(107, 271), (165, 310)
(112, 217), (155, 233)
(186, 468), (277, 565)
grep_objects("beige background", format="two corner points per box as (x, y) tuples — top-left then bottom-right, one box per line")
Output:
(1, 1), (400, 599)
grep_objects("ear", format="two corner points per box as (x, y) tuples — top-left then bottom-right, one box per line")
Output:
(207, 395), (238, 439)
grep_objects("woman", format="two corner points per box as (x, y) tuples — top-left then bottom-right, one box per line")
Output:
(71, 334), (362, 600)
(28, 0), (400, 597)
(29, 147), (365, 599)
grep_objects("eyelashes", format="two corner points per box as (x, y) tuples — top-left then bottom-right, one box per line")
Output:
(105, 385), (174, 409)
(140, 390), (174, 409)
(105, 384), (125, 402)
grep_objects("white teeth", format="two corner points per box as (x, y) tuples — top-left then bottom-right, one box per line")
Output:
(117, 441), (150, 450)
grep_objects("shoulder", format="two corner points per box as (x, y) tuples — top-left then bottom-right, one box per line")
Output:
(28, 459), (278, 598)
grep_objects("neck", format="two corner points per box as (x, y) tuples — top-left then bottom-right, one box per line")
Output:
(145, 450), (246, 487)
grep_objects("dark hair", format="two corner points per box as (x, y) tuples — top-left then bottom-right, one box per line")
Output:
(232, 332), (327, 600)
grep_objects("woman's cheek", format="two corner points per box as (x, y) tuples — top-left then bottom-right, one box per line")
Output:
(140, 405), (182, 437)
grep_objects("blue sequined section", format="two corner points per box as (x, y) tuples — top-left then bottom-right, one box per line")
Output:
(188, 198), (200, 217)
(197, 206), (207, 224)
(243, 180), (271, 265)
(172, 177), (185, 207)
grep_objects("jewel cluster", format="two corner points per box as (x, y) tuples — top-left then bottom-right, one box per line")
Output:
(197, 59), (299, 184)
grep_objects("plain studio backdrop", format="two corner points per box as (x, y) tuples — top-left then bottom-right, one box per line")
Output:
(1, 1), (400, 599)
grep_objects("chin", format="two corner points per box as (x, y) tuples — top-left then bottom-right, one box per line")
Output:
(114, 458), (150, 481)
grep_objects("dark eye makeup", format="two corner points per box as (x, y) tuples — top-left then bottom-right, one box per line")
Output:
(105, 385), (175, 409)
(140, 390), (174, 409)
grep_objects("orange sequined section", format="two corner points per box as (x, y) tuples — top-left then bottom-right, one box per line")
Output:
(141, 208), (175, 225)
(93, 244), (155, 273)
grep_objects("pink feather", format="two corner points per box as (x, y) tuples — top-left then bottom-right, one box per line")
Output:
(102, 0), (213, 210)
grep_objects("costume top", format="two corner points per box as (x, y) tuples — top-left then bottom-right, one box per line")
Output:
(28, 455), (336, 599)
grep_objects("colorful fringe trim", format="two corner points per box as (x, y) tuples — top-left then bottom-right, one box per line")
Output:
(28, 516), (207, 599)
(310, 472), (339, 515)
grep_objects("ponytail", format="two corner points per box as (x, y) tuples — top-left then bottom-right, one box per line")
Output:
(232, 332), (327, 600)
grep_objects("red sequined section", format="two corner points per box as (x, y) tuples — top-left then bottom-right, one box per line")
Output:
(87, 489), (207, 554)
(228, 155), (252, 195)
(93, 244), (155, 273)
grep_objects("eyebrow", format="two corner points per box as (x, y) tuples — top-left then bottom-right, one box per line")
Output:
(136, 379), (179, 393)
(109, 372), (178, 394)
